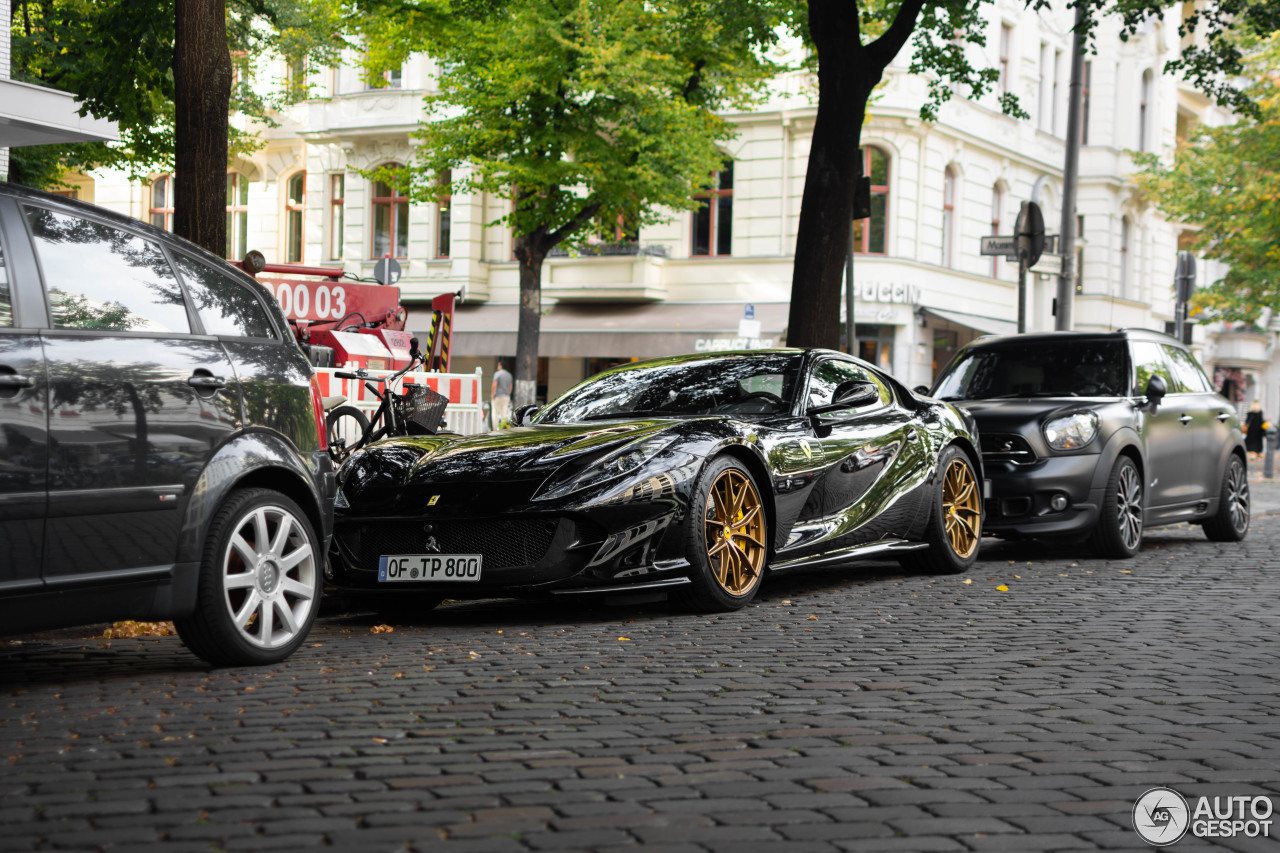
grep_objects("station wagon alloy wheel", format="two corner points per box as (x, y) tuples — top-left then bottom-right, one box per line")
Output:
(221, 503), (318, 649)
(705, 468), (767, 595)
(942, 458), (981, 559)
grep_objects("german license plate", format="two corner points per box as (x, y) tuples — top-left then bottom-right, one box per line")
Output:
(378, 554), (483, 582)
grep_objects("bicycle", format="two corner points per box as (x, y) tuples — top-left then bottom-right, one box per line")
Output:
(325, 338), (451, 463)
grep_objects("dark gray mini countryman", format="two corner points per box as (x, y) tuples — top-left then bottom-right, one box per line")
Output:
(0, 184), (334, 665)
(931, 330), (1248, 558)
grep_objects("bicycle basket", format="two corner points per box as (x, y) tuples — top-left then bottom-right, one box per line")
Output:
(396, 384), (449, 435)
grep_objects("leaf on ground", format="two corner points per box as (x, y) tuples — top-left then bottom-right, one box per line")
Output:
(370, 625), (394, 634)
(962, 579), (973, 584)
(102, 621), (176, 639)
(617, 637), (632, 641)
(995, 584), (1010, 592)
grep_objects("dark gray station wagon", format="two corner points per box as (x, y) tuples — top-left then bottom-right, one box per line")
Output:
(931, 330), (1248, 558)
(0, 184), (334, 665)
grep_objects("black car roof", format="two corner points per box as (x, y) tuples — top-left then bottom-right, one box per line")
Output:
(0, 182), (258, 285)
(964, 329), (1185, 349)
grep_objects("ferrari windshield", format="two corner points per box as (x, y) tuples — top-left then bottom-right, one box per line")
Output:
(933, 339), (1130, 400)
(537, 353), (804, 423)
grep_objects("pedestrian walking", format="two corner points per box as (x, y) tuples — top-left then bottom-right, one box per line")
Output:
(491, 360), (513, 428)
(1246, 401), (1265, 456)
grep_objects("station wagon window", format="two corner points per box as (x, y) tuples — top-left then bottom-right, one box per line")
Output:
(173, 254), (277, 339)
(1163, 344), (1212, 393)
(807, 359), (890, 415)
(0, 239), (11, 326)
(1131, 341), (1174, 395)
(24, 207), (191, 333)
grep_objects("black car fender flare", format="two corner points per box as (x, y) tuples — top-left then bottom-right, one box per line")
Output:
(1089, 428), (1147, 494)
(176, 430), (332, 570)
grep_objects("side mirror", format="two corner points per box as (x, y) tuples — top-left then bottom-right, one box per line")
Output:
(913, 385), (931, 396)
(809, 380), (879, 417)
(511, 404), (541, 426)
(1144, 374), (1167, 412)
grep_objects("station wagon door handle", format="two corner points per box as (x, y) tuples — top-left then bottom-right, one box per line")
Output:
(0, 373), (34, 389)
(187, 374), (226, 390)
(1179, 414), (1193, 425)
(1216, 412), (1231, 422)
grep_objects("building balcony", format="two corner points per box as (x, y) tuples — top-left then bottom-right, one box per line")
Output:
(543, 245), (669, 302)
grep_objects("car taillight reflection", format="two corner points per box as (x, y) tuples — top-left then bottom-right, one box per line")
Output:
(309, 373), (328, 451)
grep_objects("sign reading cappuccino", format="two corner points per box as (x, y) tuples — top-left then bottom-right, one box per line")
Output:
(858, 282), (922, 304)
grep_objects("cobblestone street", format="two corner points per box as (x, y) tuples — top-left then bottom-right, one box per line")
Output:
(4, 508), (1280, 852)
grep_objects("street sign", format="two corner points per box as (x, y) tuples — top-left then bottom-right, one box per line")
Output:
(373, 256), (402, 286)
(1015, 201), (1046, 267)
(980, 236), (1017, 258)
(744, 303), (755, 319)
(1030, 253), (1063, 276)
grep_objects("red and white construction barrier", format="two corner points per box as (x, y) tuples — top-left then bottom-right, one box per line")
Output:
(314, 366), (487, 436)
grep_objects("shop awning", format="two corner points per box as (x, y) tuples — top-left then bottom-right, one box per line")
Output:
(922, 307), (1018, 337)
(411, 302), (791, 359)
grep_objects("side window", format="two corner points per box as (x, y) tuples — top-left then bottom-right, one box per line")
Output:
(24, 206), (190, 333)
(1131, 341), (1173, 394)
(1163, 345), (1211, 393)
(174, 254), (277, 338)
(807, 359), (890, 416)
(0, 237), (11, 327)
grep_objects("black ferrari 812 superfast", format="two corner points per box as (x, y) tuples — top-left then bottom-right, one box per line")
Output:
(328, 349), (983, 612)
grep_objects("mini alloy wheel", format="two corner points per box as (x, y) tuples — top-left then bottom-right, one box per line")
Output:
(1115, 462), (1143, 552)
(704, 467), (768, 595)
(1204, 455), (1250, 542)
(1090, 456), (1143, 558)
(942, 457), (981, 559)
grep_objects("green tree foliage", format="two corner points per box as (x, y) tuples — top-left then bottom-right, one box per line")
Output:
(1134, 32), (1280, 325)
(358, 0), (792, 405)
(7, 0), (345, 187)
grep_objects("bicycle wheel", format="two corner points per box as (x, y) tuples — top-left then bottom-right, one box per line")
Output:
(326, 406), (370, 463)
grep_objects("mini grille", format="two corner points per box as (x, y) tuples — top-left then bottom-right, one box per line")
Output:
(339, 517), (561, 576)
(980, 433), (1036, 464)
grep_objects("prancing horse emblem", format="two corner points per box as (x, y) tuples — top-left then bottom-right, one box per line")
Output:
(423, 536), (441, 554)
(428, 495), (441, 506)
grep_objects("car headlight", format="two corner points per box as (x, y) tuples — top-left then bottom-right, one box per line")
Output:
(1044, 411), (1099, 451)
(535, 435), (674, 500)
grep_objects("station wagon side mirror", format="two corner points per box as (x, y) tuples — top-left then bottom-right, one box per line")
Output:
(913, 385), (931, 396)
(511, 404), (541, 426)
(1143, 374), (1167, 413)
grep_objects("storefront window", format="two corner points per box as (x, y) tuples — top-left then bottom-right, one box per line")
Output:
(855, 324), (895, 372)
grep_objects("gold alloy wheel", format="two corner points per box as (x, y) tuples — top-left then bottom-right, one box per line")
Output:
(704, 468), (767, 596)
(942, 458), (981, 559)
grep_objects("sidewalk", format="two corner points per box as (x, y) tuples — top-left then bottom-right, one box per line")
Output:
(1247, 456), (1280, 515)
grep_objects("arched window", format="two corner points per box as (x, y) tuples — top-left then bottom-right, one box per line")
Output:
(1139, 70), (1153, 152)
(990, 184), (1003, 277)
(692, 159), (733, 257)
(372, 166), (409, 259)
(853, 147), (889, 255)
(942, 167), (957, 268)
(1119, 215), (1132, 297)
(150, 175), (174, 231)
(226, 172), (250, 259)
(285, 172), (306, 263)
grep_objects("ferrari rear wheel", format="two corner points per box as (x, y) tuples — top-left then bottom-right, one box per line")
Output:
(899, 444), (981, 574)
(677, 456), (767, 612)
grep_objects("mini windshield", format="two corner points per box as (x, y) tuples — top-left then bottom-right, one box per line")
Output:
(933, 339), (1130, 400)
(536, 354), (804, 423)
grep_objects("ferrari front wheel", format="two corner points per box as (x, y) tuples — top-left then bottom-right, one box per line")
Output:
(677, 456), (767, 612)
(900, 444), (981, 574)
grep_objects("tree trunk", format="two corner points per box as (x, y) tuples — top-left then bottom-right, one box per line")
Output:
(513, 232), (545, 408)
(787, 0), (924, 350)
(173, 0), (232, 258)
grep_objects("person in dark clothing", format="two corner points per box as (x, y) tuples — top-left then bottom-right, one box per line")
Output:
(1245, 404), (1265, 454)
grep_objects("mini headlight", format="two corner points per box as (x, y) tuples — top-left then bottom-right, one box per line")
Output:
(535, 435), (674, 500)
(1044, 411), (1099, 451)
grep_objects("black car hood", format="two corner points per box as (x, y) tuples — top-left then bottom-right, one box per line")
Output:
(956, 397), (1112, 430)
(339, 419), (673, 497)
